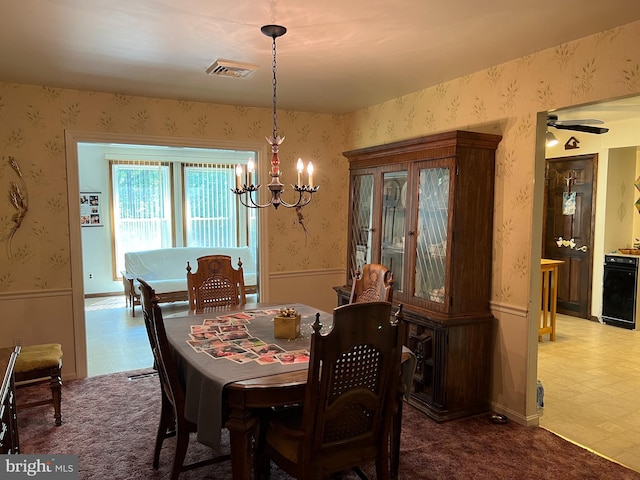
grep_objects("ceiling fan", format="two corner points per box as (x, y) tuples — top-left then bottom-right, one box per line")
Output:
(547, 114), (609, 134)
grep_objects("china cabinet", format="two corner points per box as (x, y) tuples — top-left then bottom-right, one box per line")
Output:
(335, 130), (501, 421)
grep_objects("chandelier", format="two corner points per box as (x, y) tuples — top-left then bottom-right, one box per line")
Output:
(231, 24), (319, 209)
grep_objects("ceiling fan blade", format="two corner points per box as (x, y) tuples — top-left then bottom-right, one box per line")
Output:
(552, 118), (605, 126)
(552, 124), (609, 134)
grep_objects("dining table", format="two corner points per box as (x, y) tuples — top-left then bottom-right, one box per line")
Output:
(163, 302), (415, 480)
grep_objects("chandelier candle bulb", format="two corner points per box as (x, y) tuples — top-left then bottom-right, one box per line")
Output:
(247, 159), (255, 186)
(297, 158), (303, 186)
(235, 164), (242, 189)
(307, 162), (314, 187)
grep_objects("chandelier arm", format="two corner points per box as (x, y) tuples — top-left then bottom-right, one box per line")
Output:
(232, 184), (319, 209)
(242, 193), (275, 209)
(276, 192), (306, 209)
(231, 188), (251, 208)
(237, 195), (251, 209)
(246, 190), (276, 209)
(231, 187), (276, 209)
(277, 189), (319, 209)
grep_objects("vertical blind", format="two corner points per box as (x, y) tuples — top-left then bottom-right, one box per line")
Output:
(110, 158), (254, 278)
(183, 162), (238, 247)
(111, 160), (173, 275)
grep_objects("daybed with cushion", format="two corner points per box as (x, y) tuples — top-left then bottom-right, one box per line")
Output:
(121, 246), (257, 316)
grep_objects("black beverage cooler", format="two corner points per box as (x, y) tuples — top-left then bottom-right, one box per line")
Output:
(602, 254), (639, 330)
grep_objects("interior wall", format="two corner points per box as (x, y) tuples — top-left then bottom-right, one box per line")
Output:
(592, 147), (610, 321)
(604, 147), (637, 253)
(269, 269), (345, 315)
(78, 143), (116, 295)
(634, 148), (640, 243)
(346, 20), (640, 424)
(1, 291), (77, 380)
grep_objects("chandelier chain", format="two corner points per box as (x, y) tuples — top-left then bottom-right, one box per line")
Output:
(271, 35), (278, 140)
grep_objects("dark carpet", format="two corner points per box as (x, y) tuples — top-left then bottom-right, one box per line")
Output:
(17, 370), (640, 479)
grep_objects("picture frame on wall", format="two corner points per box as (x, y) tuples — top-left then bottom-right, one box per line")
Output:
(80, 192), (103, 227)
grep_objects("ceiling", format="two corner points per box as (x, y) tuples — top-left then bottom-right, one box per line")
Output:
(2, 1), (640, 114)
(552, 96), (640, 125)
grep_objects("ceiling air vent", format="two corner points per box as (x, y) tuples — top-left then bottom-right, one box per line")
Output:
(206, 60), (258, 79)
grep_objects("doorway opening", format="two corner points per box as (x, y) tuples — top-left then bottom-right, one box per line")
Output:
(65, 130), (269, 378)
(536, 96), (640, 472)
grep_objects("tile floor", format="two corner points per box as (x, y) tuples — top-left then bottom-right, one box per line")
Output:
(85, 297), (640, 473)
(538, 313), (640, 473)
(85, 294), (257, 375)
(85, 295), (191, 376)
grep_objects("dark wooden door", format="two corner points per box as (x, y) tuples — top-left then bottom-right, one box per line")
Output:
(543, 154), (597, 318)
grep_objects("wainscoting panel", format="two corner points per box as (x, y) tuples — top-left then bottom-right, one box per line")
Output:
(0, 289), (78, 380)
(267, 269), (346, 314)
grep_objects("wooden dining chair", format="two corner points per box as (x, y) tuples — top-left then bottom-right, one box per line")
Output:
(138, 279), (174, 468)
(186, 255), (247, 312)
(139, 283), (230, 479)
(349, 263), (394, 304)
(138, 278), (160, 370)
(256, 301), (405, 480)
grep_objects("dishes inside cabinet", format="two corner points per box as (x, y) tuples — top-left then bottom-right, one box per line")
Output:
(428, 288), (445, 303)
(383, 179), (401, 208)
(400, 181), (407, 208)
(428, 242), (447, 257)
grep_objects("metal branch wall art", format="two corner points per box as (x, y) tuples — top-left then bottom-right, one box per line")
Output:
(2, 156), (28, 258)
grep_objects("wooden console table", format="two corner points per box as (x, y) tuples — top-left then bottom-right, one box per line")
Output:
(540, 259), (564, 342)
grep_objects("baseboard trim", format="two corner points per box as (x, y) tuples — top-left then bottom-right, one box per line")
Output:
(85, 292), (124, 299)
(489, 400), (538, 427)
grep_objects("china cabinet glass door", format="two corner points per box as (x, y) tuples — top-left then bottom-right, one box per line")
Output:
(381, 170), (407, 293)
(348, 173), (374, 278)
(414, 164), (451, 306)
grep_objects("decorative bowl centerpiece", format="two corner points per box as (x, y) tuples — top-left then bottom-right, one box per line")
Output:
(274, 307), (301, 339)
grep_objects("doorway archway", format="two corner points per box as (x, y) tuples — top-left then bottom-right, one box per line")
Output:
(64, 130), (269, 377)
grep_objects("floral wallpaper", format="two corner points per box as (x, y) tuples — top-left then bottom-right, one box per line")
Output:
(0, 86), (350, 292)
(347, 22), (640, 311)
(3, 22), (639, 300)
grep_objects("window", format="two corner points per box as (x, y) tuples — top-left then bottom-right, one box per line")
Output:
(110, 154), (257, 277)
(183, 163), (238, 247)
(111, 161), (173, 273)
